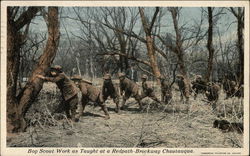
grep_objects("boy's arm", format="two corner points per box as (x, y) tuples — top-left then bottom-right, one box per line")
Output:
(37, 74), (64, 82)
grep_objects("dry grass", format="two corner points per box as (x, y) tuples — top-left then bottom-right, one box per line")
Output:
(7, 81), (244, 148)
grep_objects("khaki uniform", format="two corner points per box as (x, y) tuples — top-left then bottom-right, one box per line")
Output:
(141, 80), (161, 103)
(223, 79), (239, 99)
(191, 77), (207, 100)
(77, 80), (110, 119)
(119, 74), (142, 110)
(176, 75), (190, 102)
(102, 79), (120, 113)
(44, 72), (79, 121)
(205, 83), (220, 110)
(159, 79), (172, 104)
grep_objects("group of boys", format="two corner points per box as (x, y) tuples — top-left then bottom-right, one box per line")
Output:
(37, 65), (174, 122)
(37, 65), (236, 122)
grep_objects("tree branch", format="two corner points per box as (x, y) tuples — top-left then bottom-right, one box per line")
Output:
(96, 51), (151, 67)
(149, 7), (160, 32)
(15, 7), (42, 30)
(137, 64), (154, 77)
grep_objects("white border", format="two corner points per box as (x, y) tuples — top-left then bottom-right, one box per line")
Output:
(1, 1), (249, 156)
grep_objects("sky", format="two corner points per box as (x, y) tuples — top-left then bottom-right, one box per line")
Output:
(29, 7), (238, 40)
(26, 6), (240, 63)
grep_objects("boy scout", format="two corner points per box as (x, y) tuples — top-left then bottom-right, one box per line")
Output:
(157, 75), (172, 104)
(37, 65), (80, 122)
(191, 75), (207, 100)
(176, 74), (190, 103)
(102, 74), (120, 113)
(205, 82), (220, 110)
(140, 74), (161, 103)
(71, 75), (110, 119)
(118, 73), (143, 110)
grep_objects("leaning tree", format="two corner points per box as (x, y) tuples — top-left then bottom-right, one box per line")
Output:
(7, 7), (60, 132)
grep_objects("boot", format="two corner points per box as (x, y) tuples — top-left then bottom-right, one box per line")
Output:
(115, 102), (120, 113)
(71, 111), (80, 122)
(72, 116), (79, 122)
(101, 105), (110, 120)
(120, 100), (126, 110)
(65, 110), (71, 119)
(138, 101), (143, 110)
(115, 107), (120, 113)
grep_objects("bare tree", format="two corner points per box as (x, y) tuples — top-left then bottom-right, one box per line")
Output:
(103, 7), (129, 72)
(168, 7), (191, 97)
(71, 7), (146, 75)
(139, 7), (161, 78)
(7, 7), (42, 132)
(205, 7), (215, 82)
(217, 28), (238, 79)
(18, 31), (47, 87)
(96, 7), (141, 73)
(8, 7), (60, 132)
(205, 7), (226, 82)
(230, 7), (244, 86)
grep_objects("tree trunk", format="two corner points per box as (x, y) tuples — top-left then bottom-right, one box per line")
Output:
(14, 7), (60, 132)
(169, 7), (190, 98)
(205, 7), (214, 82)
(116, 31), (127, 72)
(120, 41), (127, 72)
(76, 57), (82, 76)
(145, 35), (161, 78)
(7, 19), (21, 132)
(237, 8), (244, 86)
(118, 56), (123, 72)
(90, 56), (94, 79)
(230, 7), (244, 86)
(139, 7), (161, 79)
(176, 48), (190, 98)
(7, 7), (41, 132)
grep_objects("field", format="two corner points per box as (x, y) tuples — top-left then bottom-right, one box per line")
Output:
(7, 80), (244, 148)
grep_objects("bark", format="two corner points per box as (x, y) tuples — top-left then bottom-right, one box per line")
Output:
(169, 7), (190, 97)
(111, 9), (129, 72)
(76, 57), (82, 76)
(7, 7), (41, 132)
(14, 7), (60, 132)
(237, 8), (244, 86)
(90, 56), (94, 79)
(139, 7), (161, 79)
(145, 35), (161, 78)
(205, 7), (214, 82)
(117, 34), (127, 72)
(230, 7), (244, 86)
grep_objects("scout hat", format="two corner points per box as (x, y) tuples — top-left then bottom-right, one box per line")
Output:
(118, 72), (125, 78)
(51, 65), (62, 72)
(71, 75), (82, 81)
(141, 74), (148, 80)
(103, 74), (111, 80)
(176, 74), (184, 78)
(196, 75), (202, 79)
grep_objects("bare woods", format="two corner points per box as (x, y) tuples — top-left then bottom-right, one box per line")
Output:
(6, 7), (244, 133)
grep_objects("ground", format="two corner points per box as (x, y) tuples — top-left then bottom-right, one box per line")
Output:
(7, 80), (244, 148)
